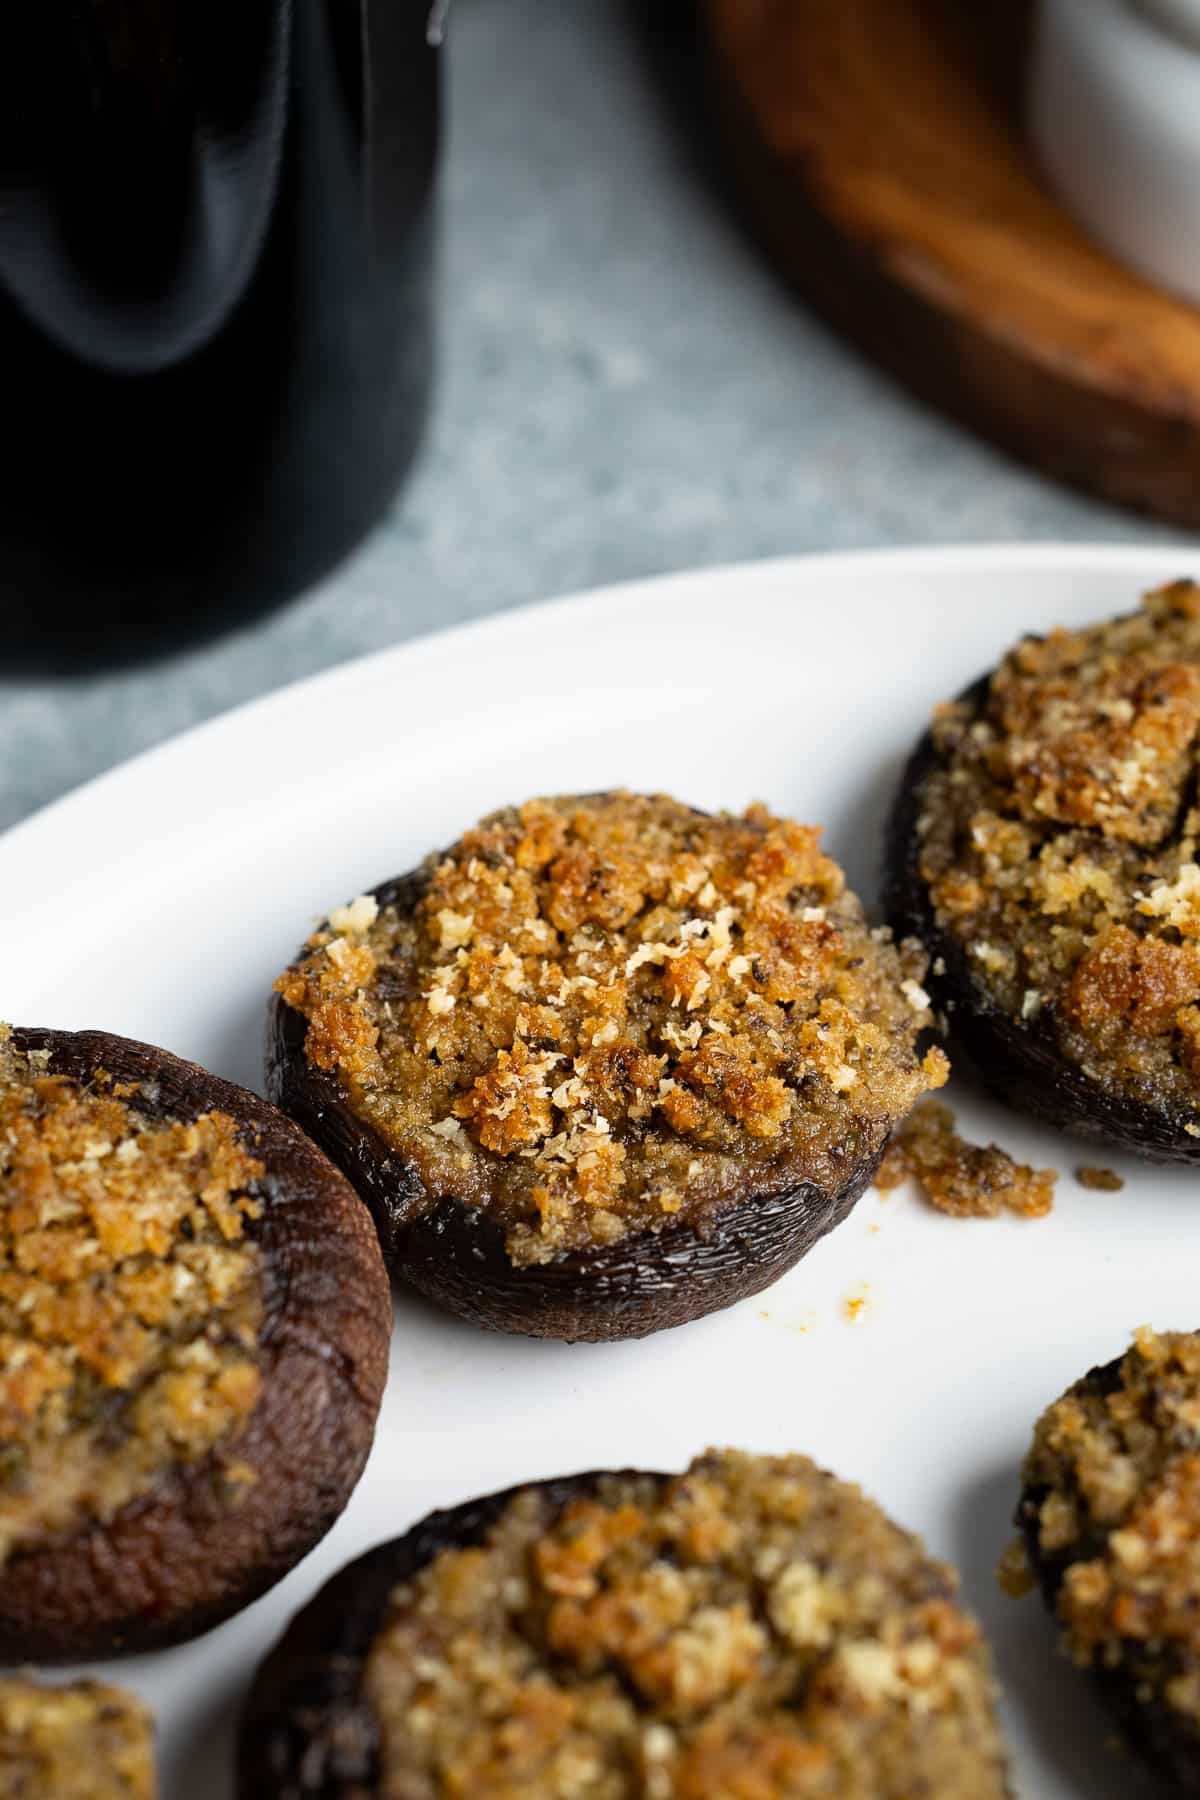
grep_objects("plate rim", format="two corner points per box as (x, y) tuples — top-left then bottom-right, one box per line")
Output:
(5, 537), (1199, 1799)
(5, 540), (1196, 868)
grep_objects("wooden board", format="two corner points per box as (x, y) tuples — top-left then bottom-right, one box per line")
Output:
(705, 0), (1200, 527)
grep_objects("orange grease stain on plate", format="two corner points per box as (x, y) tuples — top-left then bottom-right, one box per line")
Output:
(841, 1282), (872, 1324)
(758, 1307), (819, 1336)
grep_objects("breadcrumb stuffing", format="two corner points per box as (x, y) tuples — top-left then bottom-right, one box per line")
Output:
(364, 1450), (1008, 1799)
(277, 795), (940, 1266)
(1019, 1328), (1200, 1732)
(329, 894), (379, 936)
(875, 1100), (1056, 1219)
(995, 1539), (1035, 1599)
(0, 1033), (263, 1562)
(0, 1678), (155, 1800)
(915, 583), (1200, 1117)
(1075, 1165), (1125, 1192)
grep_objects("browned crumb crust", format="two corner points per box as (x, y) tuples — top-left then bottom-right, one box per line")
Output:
(891, 583), (1200, 1153)
(272, 794), (944, 1270)
(0, 1026), (390, 1662)
(0, 1029), (263, 1563)
(994, 1539), (1035, 1600)
(1018, 1328), (1200, 1788)
(0, 1678), (155, 1799)
(240, 1451), (1009, 1799)
(875, 1100), (1055, 1219)
(1075, 1165), (1125, 1192)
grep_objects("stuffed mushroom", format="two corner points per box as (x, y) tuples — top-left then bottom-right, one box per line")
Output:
(239, 1448), (1010, 1798)
(1017, 1327), (1200, 1790)
(0, 1025), (390, 1661)
(269, 792), (945, 1342)
(888, 581), (1200, 1159)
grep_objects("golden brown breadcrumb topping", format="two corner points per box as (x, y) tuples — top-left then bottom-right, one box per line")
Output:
(0, 1678), (155, 1800)
(364, 1450), (1008, 1799)
(915, 582), (1200, 1115)
(1074, 1165), (1125, 1193)
(1022, 1328), (1200, 1727)
(995, 1538), (1035, 1600)
(875, 1100), (1056, 1219)
(0, 1032), (263, 1560)
(276, 794), (944, 1265)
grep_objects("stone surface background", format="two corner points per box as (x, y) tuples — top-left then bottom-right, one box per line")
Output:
(0, 0), (1177, 834)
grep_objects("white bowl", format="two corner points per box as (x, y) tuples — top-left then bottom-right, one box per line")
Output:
(1030, 0), (1200, 305)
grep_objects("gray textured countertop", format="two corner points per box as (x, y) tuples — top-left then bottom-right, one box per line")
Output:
(0, 0), (1178, 835)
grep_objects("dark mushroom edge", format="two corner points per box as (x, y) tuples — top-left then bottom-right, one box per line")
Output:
(1016, 1334), (1200, 1792)
(267, 795), (931, 1346)
(886, 673), (1200, 1162)
(269, 945), (878, 1343)
(237, 1471), (632, 1799)
(240, 1457), (1010, 1798)
(0, 1027), (390, 1663)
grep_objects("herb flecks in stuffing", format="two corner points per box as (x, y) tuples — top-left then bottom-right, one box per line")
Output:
(0, 1032), (263, 1561)
(876, 1100), (1055, 1219)
(916, 582), (1200, 1117)
(364, 1450), (1008, 1799)
(276, 795), (946, 1265)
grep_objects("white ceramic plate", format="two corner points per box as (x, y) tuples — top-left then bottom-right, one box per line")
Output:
(3, 544), (1197, 1798)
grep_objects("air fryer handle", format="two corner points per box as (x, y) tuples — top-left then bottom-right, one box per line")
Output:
(0, 1), (293, 374)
